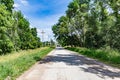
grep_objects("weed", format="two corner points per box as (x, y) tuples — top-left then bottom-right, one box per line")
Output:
(66, 47), (120, 68)
(0, 47), (53, 80)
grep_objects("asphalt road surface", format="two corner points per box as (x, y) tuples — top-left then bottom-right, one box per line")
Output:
(17, 47), (120, 80)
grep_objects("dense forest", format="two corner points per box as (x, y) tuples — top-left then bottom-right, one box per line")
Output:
(52, 0), (120, 50)
(0, 0), (41, 54)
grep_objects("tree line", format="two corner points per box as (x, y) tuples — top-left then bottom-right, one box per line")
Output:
(0, 0), (41, 54)
(52, 0), (120, 50)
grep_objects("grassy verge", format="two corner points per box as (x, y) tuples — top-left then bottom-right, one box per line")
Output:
(66, 47), (120, 68)
(0, 47), (54, 80)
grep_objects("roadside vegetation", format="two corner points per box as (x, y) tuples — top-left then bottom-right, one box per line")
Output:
(66, 47), (120, 68)
(0, 47), (53, 80)
(0, 0), (55, 79)
(52, 0), (120, 50)
(52, 0), (120, 68)
(0, 0), (41, 54)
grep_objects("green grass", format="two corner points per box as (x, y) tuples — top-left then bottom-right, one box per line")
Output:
(0, 47), (54, 80)
(66, 47), (120, 68)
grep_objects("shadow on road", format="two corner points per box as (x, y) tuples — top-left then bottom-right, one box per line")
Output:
(39, 48), (120, 79)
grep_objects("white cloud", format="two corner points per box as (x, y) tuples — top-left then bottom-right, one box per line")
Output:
(13, 3), (20, 8)
(14, 0), (29, 8)
(14, 0), (72, 41)
(30, 13), (64, 28)
(37, 28), (54, 41)
(14, 0), (45, 14)
(20, 0), (29, 6)
(29, 13), (64, 41)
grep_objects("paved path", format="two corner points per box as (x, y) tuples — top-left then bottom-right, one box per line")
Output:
(17, 48), (120, 80)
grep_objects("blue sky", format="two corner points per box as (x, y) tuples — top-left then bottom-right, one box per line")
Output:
(14, 0), (72, 41)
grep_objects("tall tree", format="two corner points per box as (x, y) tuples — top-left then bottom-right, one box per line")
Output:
(0, 0), (14, 12)
(52, 0), (120, 50)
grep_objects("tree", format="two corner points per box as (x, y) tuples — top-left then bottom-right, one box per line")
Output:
(0, 1), (41, 54)
(0, 0), (14, 12)
(31, 28), (41, 48)
(0, 4), (14, 54)
(52, 0), (120, 51)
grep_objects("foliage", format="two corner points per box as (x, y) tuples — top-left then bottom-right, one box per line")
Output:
(0, 0), (41, 54)
(0, 0), (14, 12)
(52, 0), (120, 50)
(66, 47), (120, 68)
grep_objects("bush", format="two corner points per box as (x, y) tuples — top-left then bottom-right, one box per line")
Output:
(0, 39), (14, 54)
(66, 47), (120, 66)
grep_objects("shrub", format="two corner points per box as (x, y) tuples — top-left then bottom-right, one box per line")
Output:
(66, 47), (120, 66)
(0, 39), (14, 54)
